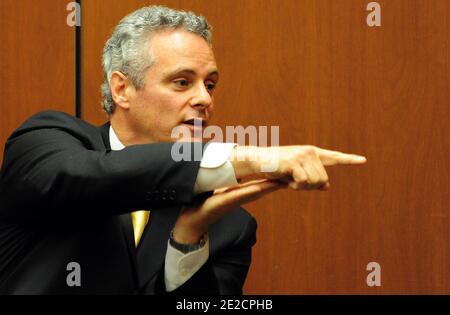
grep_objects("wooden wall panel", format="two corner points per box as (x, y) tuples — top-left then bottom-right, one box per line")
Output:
(81, 0), (449, 294)
(0, 0), (75, 163)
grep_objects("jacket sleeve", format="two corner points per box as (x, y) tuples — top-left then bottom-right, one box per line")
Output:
(0, 111), (204, 220)
(157, 214), (257, 295)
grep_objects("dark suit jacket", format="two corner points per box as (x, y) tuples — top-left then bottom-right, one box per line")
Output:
(0, 110), (257, 295)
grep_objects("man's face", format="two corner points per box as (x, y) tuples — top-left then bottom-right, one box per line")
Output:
(125, 29), (218, 143)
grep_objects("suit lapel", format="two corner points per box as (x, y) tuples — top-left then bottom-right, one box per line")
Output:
(98, 122), (181, 290)
(117, 213), (140, 287)
(136, 206), (180, 288)
(98, 122), (141, 286)
(99, 122), (111, 150)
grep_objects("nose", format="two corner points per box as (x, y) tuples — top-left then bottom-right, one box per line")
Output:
(190, 83), (213, 110)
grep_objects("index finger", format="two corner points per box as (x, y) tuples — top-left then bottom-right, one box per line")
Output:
(315, 148), (367, 166)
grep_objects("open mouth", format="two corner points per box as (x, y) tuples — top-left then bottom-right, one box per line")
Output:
(182, 118), (207, 127)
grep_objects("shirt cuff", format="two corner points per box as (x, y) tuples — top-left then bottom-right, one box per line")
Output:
(194, 142), (238, 194)
(164, 235), (210, 292)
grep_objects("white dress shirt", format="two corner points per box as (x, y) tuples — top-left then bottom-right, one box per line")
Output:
(109, 126), (237, 292)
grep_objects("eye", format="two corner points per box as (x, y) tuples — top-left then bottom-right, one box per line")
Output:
(173, 79), (190, 87)
(205, 82), (216, 92)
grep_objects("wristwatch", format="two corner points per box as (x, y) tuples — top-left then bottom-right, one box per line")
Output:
(169, 230), (207, 254)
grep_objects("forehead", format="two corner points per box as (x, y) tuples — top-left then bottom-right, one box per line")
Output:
(148, 29), (217, 74)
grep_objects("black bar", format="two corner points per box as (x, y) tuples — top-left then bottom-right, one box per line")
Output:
(75, 0), (82, 118)
(0, 295), (446, 311)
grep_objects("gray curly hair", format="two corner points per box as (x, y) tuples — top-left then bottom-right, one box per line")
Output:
(101, 6), (212, 115)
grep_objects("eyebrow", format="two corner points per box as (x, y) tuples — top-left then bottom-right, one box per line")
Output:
(166, 68), (219, 79)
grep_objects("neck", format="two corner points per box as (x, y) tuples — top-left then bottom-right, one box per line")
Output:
(110, 113), (146, 146)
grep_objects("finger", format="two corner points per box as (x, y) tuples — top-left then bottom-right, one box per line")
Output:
(225, 180), (282, 204)
(312, 156), (330, 188)
(193, 180), (281, 228)
(319, 182), (331, 191)
(209, 180), (282, 212)
(289, 180), (305, 190)
(301, 162), (322, 190)
(229, 179), (274, 189)
(315, 148), (367, 166)
(293, 180), (330, 191)
(213, 179), (274, 195)
(290, 165), (308, 190)
(213, 186), (233, 194)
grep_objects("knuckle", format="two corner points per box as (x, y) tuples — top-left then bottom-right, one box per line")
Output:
(281, 163), (293, 175)
(303, 145), (315, 154)
(295, 145), (314, 160)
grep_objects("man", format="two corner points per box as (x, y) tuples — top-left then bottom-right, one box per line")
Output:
(0, 6), (366, 294)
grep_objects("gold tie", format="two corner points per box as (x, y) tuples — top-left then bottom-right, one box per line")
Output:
(130, 210), (150, 247)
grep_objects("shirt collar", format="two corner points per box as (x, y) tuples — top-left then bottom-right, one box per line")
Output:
(109, 126), (125, 151)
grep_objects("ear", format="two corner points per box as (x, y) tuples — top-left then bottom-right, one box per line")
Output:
(109, 71), (135, 110)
